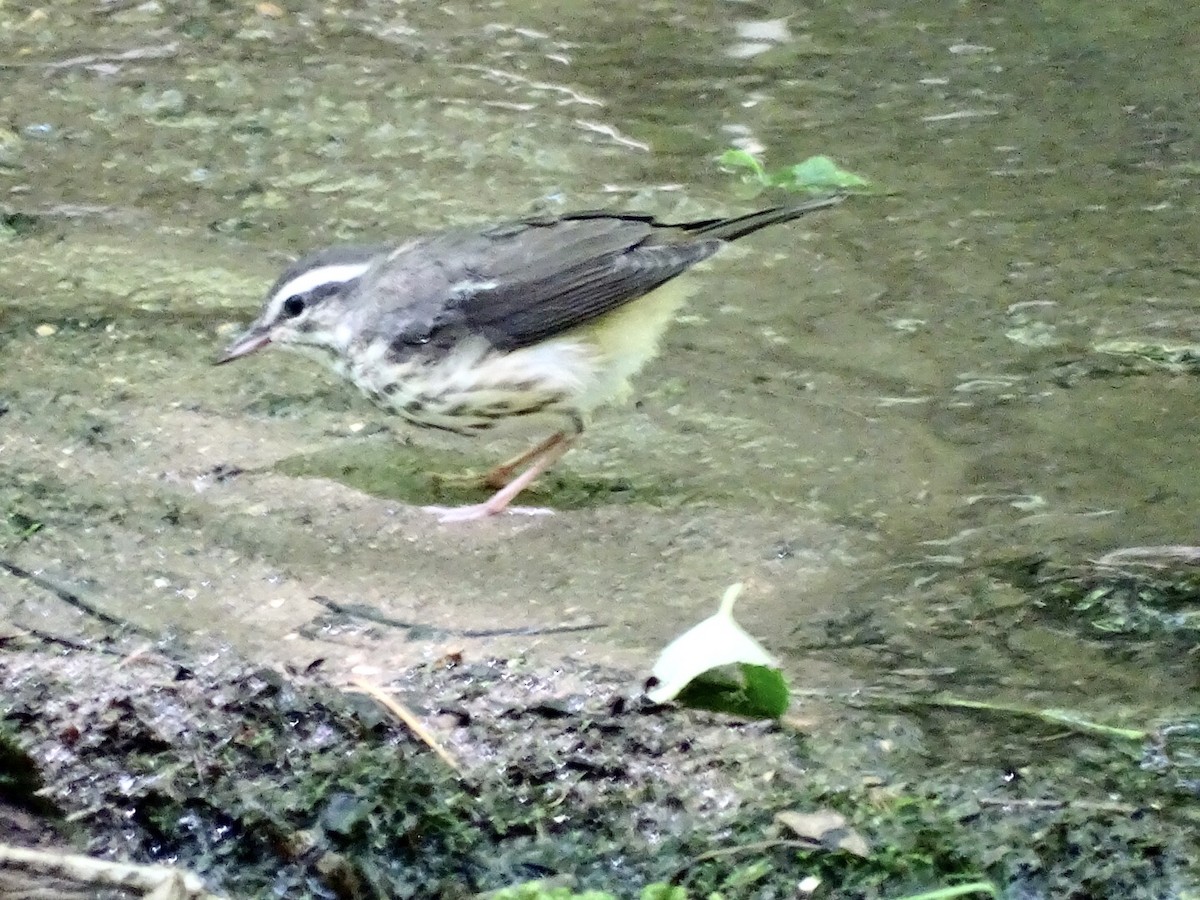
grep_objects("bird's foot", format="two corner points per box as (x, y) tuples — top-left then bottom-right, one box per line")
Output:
(422, 503), (556, 524)
(424, 433), (574, 523)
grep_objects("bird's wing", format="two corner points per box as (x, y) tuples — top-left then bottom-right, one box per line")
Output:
(365, 213), (723, 354)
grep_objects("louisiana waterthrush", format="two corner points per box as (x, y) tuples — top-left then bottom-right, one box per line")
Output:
(219, 197), (841, 522)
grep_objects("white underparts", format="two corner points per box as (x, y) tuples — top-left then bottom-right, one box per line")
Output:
(307, 278), (697, 436)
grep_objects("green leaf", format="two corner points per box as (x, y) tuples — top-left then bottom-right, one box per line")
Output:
(674, 665), (790, 719)
(772, 155), (871, 191)
(640, 885), (688, 900)
(742, 664), (790, 717)
(718, 149), (871, 194)
(717, 148), (769, 183)
(888, 883), (999, 900)
(647, 584), (790, 719)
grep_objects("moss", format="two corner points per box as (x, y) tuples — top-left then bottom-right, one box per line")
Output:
(2, 648), (1196, 899)
(274, 442), (678, 511)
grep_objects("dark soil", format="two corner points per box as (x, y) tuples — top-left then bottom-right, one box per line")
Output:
(4, 635), (1198, 900)
(1, 640), (827, 899)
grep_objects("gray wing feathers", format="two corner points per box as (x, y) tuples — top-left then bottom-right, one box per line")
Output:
(676, 195), (841, 242)
(361, 200), (837, 355)
(456, 236), (722, 350)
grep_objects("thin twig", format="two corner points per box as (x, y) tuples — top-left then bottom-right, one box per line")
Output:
(668, 838), (821, 885)
(977, 796), (1137, 814)
(42, 42), (179, 71)
(348, 678), (465, 777)
(0, 844), (224, 899)
(311, 593), (602, 638)
(118, 643), (158, 668)
(788, 688), (1148, 742)
(1094, 545), (1200, 567)
(0, 559), (148, 635)
(21, 626), (119, 654)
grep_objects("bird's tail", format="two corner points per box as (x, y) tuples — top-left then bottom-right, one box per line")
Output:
(682, 195), (842, 242)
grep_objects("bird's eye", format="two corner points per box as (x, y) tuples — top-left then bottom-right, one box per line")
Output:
(282, 295), (306, 318)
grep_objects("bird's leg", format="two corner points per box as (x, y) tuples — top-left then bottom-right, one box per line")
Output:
(424, 417), (585, 523)
(423, 431), (576, 523)
(428, 433), (567, 490)
(479, 432), (567, 489)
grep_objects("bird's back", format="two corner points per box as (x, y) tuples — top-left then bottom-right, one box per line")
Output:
(334, 200), (839, 433)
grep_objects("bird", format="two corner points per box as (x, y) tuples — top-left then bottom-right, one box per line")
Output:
(218, 196), (841, 522)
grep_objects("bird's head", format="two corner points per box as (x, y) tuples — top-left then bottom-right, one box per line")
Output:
(217, 245), (386, 364)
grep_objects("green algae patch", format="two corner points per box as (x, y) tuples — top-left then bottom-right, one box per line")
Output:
(1002, 549), (1200, 643)
(273, 440), (680, 512)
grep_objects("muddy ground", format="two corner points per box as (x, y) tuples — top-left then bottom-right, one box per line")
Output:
(4, 0), (1200, 896)
(3, 635), (1195, 900)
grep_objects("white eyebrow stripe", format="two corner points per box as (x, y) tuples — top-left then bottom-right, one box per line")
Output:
(272, 262), (374, 301)
(264, 261), (374, 321)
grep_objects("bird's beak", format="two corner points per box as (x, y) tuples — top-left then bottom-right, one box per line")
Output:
(216, 325), (271, 365)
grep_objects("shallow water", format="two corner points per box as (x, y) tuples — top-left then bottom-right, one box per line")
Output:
(2, 0), (1198, 813)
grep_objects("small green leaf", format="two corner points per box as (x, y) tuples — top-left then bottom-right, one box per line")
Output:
(888, 883), (999, 900)
(640, 884), (688, 900)
(717, 148), (769, 183)
(773, 155), (871, 191)
(674, 665), (790, 719)
(719, 149), (871, 194)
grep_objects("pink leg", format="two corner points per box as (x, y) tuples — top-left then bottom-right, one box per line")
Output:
(423, 432), (576, 524)
(480, 432), (566, 489)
